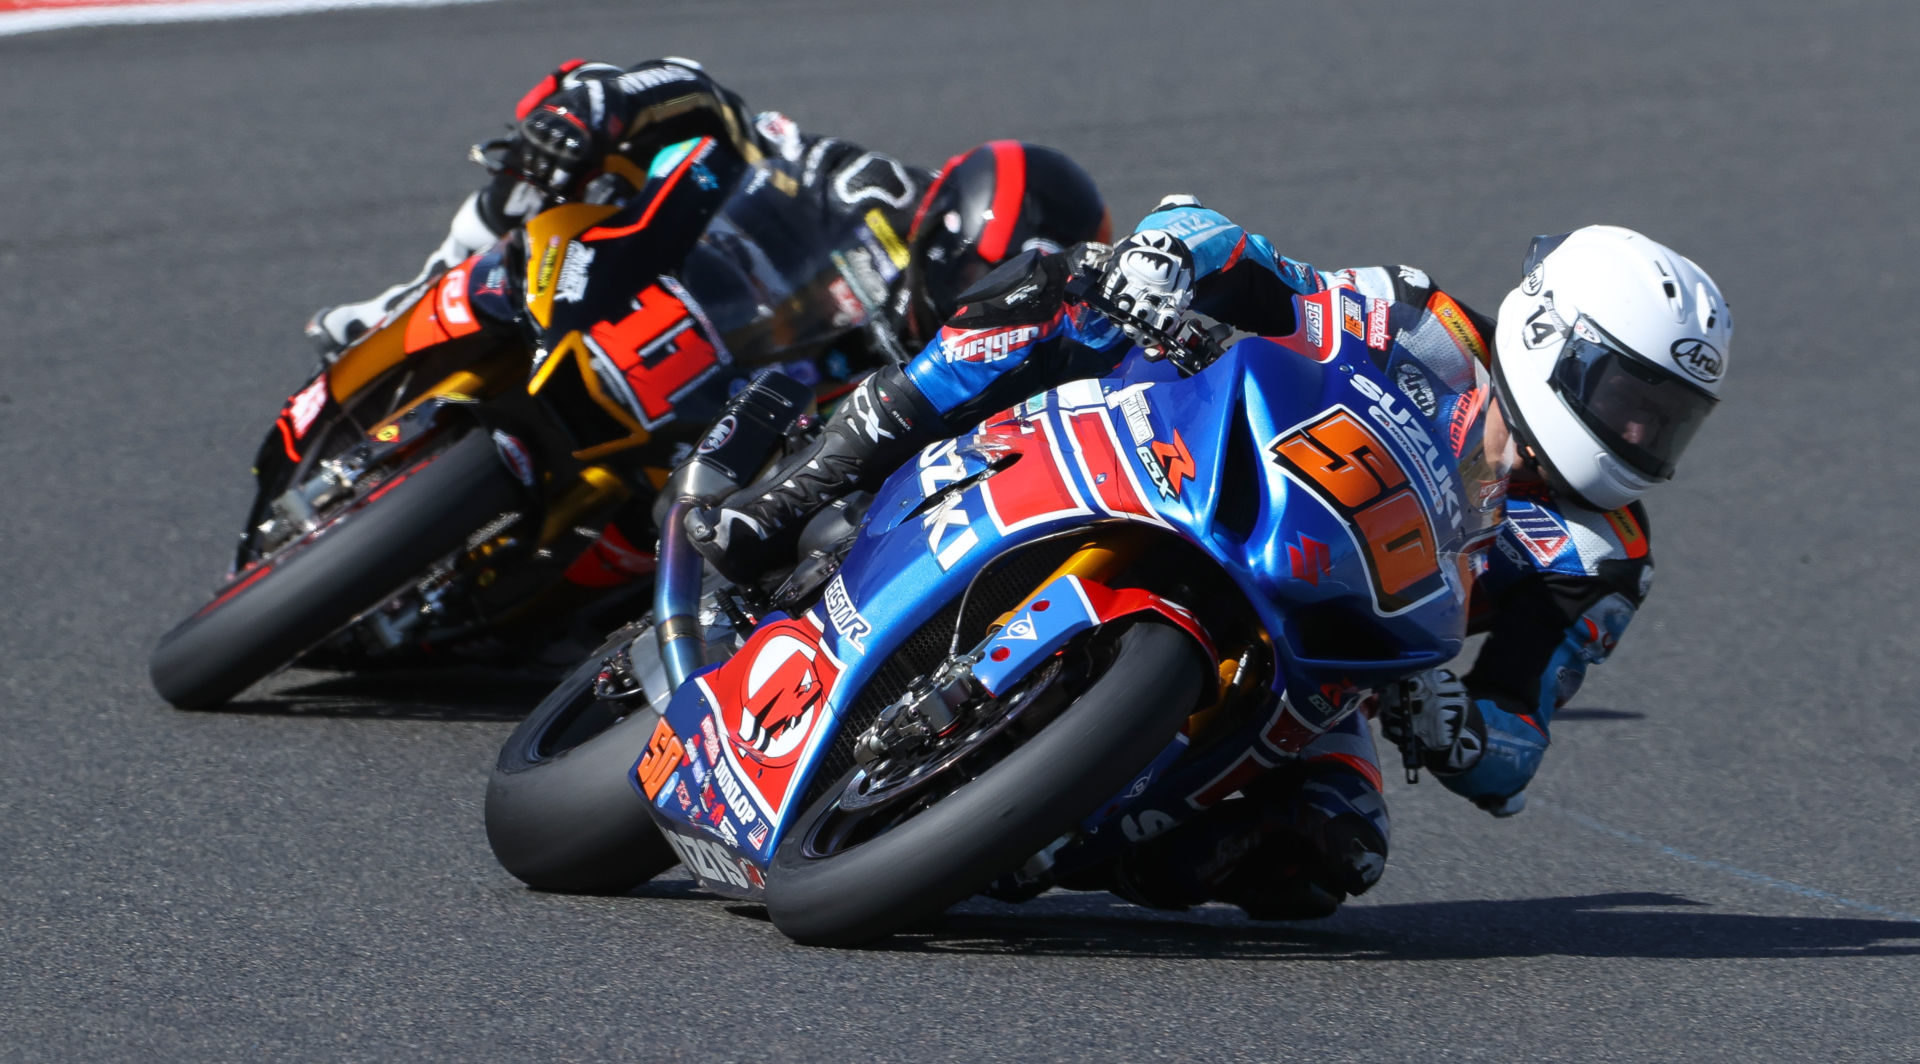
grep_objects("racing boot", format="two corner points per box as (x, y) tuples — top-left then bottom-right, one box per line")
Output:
(684, 365), (944, 583)
(1212, 762), (1390, 921)
(305, 182), (534, 361)
(1087, 713), (1390, 920)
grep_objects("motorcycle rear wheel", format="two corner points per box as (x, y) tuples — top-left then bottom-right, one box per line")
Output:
(149, 429), (523, 708)
(764, 620), (1207, 947)
(484, 630), (678, 893)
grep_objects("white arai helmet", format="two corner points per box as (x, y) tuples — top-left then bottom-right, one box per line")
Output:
(1492, 225), (1732, 511)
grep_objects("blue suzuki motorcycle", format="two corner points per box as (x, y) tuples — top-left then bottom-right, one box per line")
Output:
(485, 284), (1503, 945)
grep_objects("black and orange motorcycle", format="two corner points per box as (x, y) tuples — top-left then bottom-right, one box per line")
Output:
(150, 135), (912, 707)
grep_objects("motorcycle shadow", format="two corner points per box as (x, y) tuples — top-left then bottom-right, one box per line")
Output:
(215, 667), (563, 721)
(1553, 706), (1647, 721)
(848, 891), (1920, 961)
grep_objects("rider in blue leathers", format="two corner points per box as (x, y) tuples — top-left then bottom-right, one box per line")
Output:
(688, 199), (1730, 918)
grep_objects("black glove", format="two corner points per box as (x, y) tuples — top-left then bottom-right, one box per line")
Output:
(512, 84), (607, 197)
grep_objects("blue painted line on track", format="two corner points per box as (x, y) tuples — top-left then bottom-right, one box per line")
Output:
(1534, 799), (1920, 924)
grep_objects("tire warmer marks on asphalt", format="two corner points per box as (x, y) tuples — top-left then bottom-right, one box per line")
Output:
(0, 0), (498, 37)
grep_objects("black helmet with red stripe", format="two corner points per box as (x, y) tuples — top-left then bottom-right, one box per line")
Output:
(901, 141), (1110, 343)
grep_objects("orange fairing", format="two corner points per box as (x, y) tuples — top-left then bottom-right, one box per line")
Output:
(578, 137), (715, 245)
(522, 202), (624, 329)
(403, 254), (487, 354)
(325, 303), (410, 402)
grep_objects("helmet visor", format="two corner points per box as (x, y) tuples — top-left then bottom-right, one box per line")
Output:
(1549, 316), (1717, 480)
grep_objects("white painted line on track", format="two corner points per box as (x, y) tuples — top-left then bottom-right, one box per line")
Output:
(1535, 798), (1920, 923)
(0, 0), (500, 37)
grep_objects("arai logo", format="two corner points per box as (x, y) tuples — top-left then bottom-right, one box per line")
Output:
(1670, 338), (1723, 384)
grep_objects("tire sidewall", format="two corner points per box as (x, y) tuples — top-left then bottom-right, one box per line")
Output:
(485, 632), (678, 894)
(764, 621), (1207, 945)
(150, 430), (522, 707)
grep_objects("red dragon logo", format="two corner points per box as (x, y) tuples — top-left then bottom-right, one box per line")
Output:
(695, 615), (842, 818)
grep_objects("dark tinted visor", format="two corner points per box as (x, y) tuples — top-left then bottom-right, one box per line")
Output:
(1549, 316), (1717, 480)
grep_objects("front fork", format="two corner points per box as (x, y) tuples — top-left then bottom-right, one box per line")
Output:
(854, 532), (1219, 769)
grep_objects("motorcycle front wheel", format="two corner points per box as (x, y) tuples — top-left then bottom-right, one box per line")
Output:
(764, 619), (1207, 947)
(484, 629), (679, 894)
(149, 429), (523, 708)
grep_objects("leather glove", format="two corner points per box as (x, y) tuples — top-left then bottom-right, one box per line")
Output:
(1378, 668), (1484, 775)
(1097, 229), (1194, 354)
(512, 83), (608, 197)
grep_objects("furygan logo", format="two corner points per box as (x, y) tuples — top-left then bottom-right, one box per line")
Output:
(946, 324), (1041, 364)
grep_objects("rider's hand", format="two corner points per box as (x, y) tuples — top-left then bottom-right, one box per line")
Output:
(1097, 229), (1195, 354)
(512, 84), (607, 198)
(1378, 668), (1484, 775)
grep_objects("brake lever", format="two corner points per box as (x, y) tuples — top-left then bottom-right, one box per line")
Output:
(468, 136), (572, 205)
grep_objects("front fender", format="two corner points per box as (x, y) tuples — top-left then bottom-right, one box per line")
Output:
(969, 573), (1218, 698)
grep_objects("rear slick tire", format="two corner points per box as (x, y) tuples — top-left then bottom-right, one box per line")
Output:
(149, 430), (523, 708)
(764, 620), (1208, 947)
(485, 635), (678, 894)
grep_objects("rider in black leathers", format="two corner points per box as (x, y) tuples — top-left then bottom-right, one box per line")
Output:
(306, 56), (1110, 597)
(307, 57), (1108, 366)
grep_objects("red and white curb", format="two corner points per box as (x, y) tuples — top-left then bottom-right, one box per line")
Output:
(0, 0), (500, 37)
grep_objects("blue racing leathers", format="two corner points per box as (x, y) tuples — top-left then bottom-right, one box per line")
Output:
(903, 204), (1324, 425)
(1442, 481), (1654, 808)
(871, 204), (1653, 913)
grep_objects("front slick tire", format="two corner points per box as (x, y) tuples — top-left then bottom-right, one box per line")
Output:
(485, 632), (678, 894)
(149, 430), (522, 708)
(765, 620), (1207, 947)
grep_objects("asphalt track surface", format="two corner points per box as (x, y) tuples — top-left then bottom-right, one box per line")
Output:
(3, 1), (1917, 1059)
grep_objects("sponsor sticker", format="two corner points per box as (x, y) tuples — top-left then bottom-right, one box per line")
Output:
(827, 276), (864, 327)
(1429, 291), (1488, 363)
(633, 718), (683, 801)
(697, 415), (736, 455)
(1508, 505), (1572, 565)
(533, 236), (562, 298)
(693, 615), (843, 820)
(942, 323), (1042, 364)
(708, 758), (758, 826)
(864, 208), (910, 270)
(1366, 298), (1391, 351)
(822, 573), (871, 653)
(288, 375), (328, 439)
(661, 832), (750, 890)
(1670, 338), (1723, 383)
(438, 266), (474, 326)
(1395, 363), (1438, 417)
(1341, 293), (1365, 339)
(554, 242), (593, 304)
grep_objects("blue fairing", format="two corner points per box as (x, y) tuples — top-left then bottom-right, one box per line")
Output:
(646, 296), (1487, 893)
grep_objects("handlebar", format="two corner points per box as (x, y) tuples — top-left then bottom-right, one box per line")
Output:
(1066, 264), (1225, 376)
